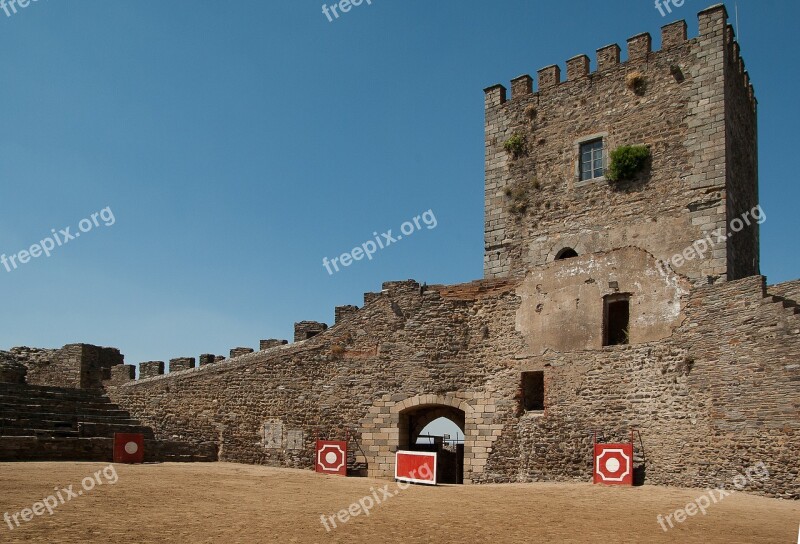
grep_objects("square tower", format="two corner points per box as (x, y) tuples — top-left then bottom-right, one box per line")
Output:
(483, 4), (758, 285)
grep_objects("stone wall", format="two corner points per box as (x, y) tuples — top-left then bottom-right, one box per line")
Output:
(107, 364), (136, 386)
(259, 339), (288, 351)
(9, 344), (122, 389)
(8, 346), (60, 386)
(486, 275), (799, 499)
(7, 3), (794, 500)
(334, 305), (359, 324)
(769, 280), (800, 303)
(0, 352), (27, 384)
(199, 354), (216, 366)
(169, 357), (196, 373)
(139, 361), (165, 379)
(483, 5), (757, 285)
(515, 247), (690, 353)
(229, 347), (254, 359)
(293, 321), (328, 342)
(77, 344), (125, 389)
(104, 271), (800, 498)
(723, 23), (760, 280)
(105, 279), (524, 480)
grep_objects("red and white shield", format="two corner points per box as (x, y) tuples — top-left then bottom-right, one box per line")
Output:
(593, 443), (633, 485)
(315, 440), (347, 476)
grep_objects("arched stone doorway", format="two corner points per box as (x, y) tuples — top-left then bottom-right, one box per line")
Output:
(400, 404), (465, 484)
(361, 393), (483, 483)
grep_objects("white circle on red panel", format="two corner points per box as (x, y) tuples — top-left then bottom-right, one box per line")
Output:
(317, 444), (345, 472)
(596, 448), (631, 482)
(124, 441), (139, 455)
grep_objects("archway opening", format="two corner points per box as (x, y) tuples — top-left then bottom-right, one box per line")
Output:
(416, 417), (463, 446)
(555, 247), (579, 260)
(399, 405), (465, 484)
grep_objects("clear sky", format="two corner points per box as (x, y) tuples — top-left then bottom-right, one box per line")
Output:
(1, 0), (798, 370)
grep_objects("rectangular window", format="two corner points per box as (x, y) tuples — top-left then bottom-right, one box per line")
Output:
(604, 295), (630, 346)
(521, 371), (544, 411)
(580, 139), (604, 181)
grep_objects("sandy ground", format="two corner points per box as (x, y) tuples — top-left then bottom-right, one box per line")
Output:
(0, 462), (797, 544)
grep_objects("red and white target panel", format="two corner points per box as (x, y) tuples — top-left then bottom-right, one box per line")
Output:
(593, 443), (633, 485)
(315, 440), (347, 476)
(113, 433), (144, 464)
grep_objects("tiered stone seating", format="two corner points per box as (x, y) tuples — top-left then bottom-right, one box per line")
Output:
(0, 383), (215, 462)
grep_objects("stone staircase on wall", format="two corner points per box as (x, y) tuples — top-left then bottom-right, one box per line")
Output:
(0, 383), (216, 462)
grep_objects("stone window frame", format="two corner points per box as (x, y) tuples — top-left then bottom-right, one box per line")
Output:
(574, 132), (609, 188)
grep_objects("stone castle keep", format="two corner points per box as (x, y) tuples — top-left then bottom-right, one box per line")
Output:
(1, 4), (798, 498)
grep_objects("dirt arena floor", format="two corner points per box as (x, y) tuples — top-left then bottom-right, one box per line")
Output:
(0, 462), (797, 543)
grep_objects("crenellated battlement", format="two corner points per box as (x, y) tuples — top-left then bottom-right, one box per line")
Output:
(725, 24), (755, 106)
(484, 3), (760, 282)
(484, 4), (754, 113)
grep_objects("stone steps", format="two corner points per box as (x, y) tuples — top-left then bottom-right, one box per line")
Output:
(77, 422), (156, 438)
(0, 427), (82, 438)
(0, 416), (152, 434)
(0, 379), (215, 463)
(0, 383), (158, 453)
(0, 383), (113, 400)
(0, 403), (131, 417)
(0, 391), (117, 406)
(0, 436), (218, 462)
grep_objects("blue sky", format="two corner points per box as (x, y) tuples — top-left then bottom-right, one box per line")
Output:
(1, 0), (798, 370)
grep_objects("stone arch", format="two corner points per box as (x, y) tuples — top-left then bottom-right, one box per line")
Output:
(360, 393), (487, 483)
(409, 405), (465, 443)
(546, 239), (589, 263)
(555, 247), (579, 260)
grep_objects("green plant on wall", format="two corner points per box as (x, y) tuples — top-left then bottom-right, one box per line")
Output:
(503, 133), (526, 158)
(607, 145), (650, 182)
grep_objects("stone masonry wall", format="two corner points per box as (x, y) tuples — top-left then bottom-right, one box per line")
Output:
(482, 275), (799, 499)
(8, 344), (122, 389)
(723, 23), (759, 280)
(484, 6), (756, 285)
(169, 357), (196, 373)
(105, 271), (799, 497)
(105, 279), (524, 480)
(769, 280), (800, 303)
(8, 347), (60, 386)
